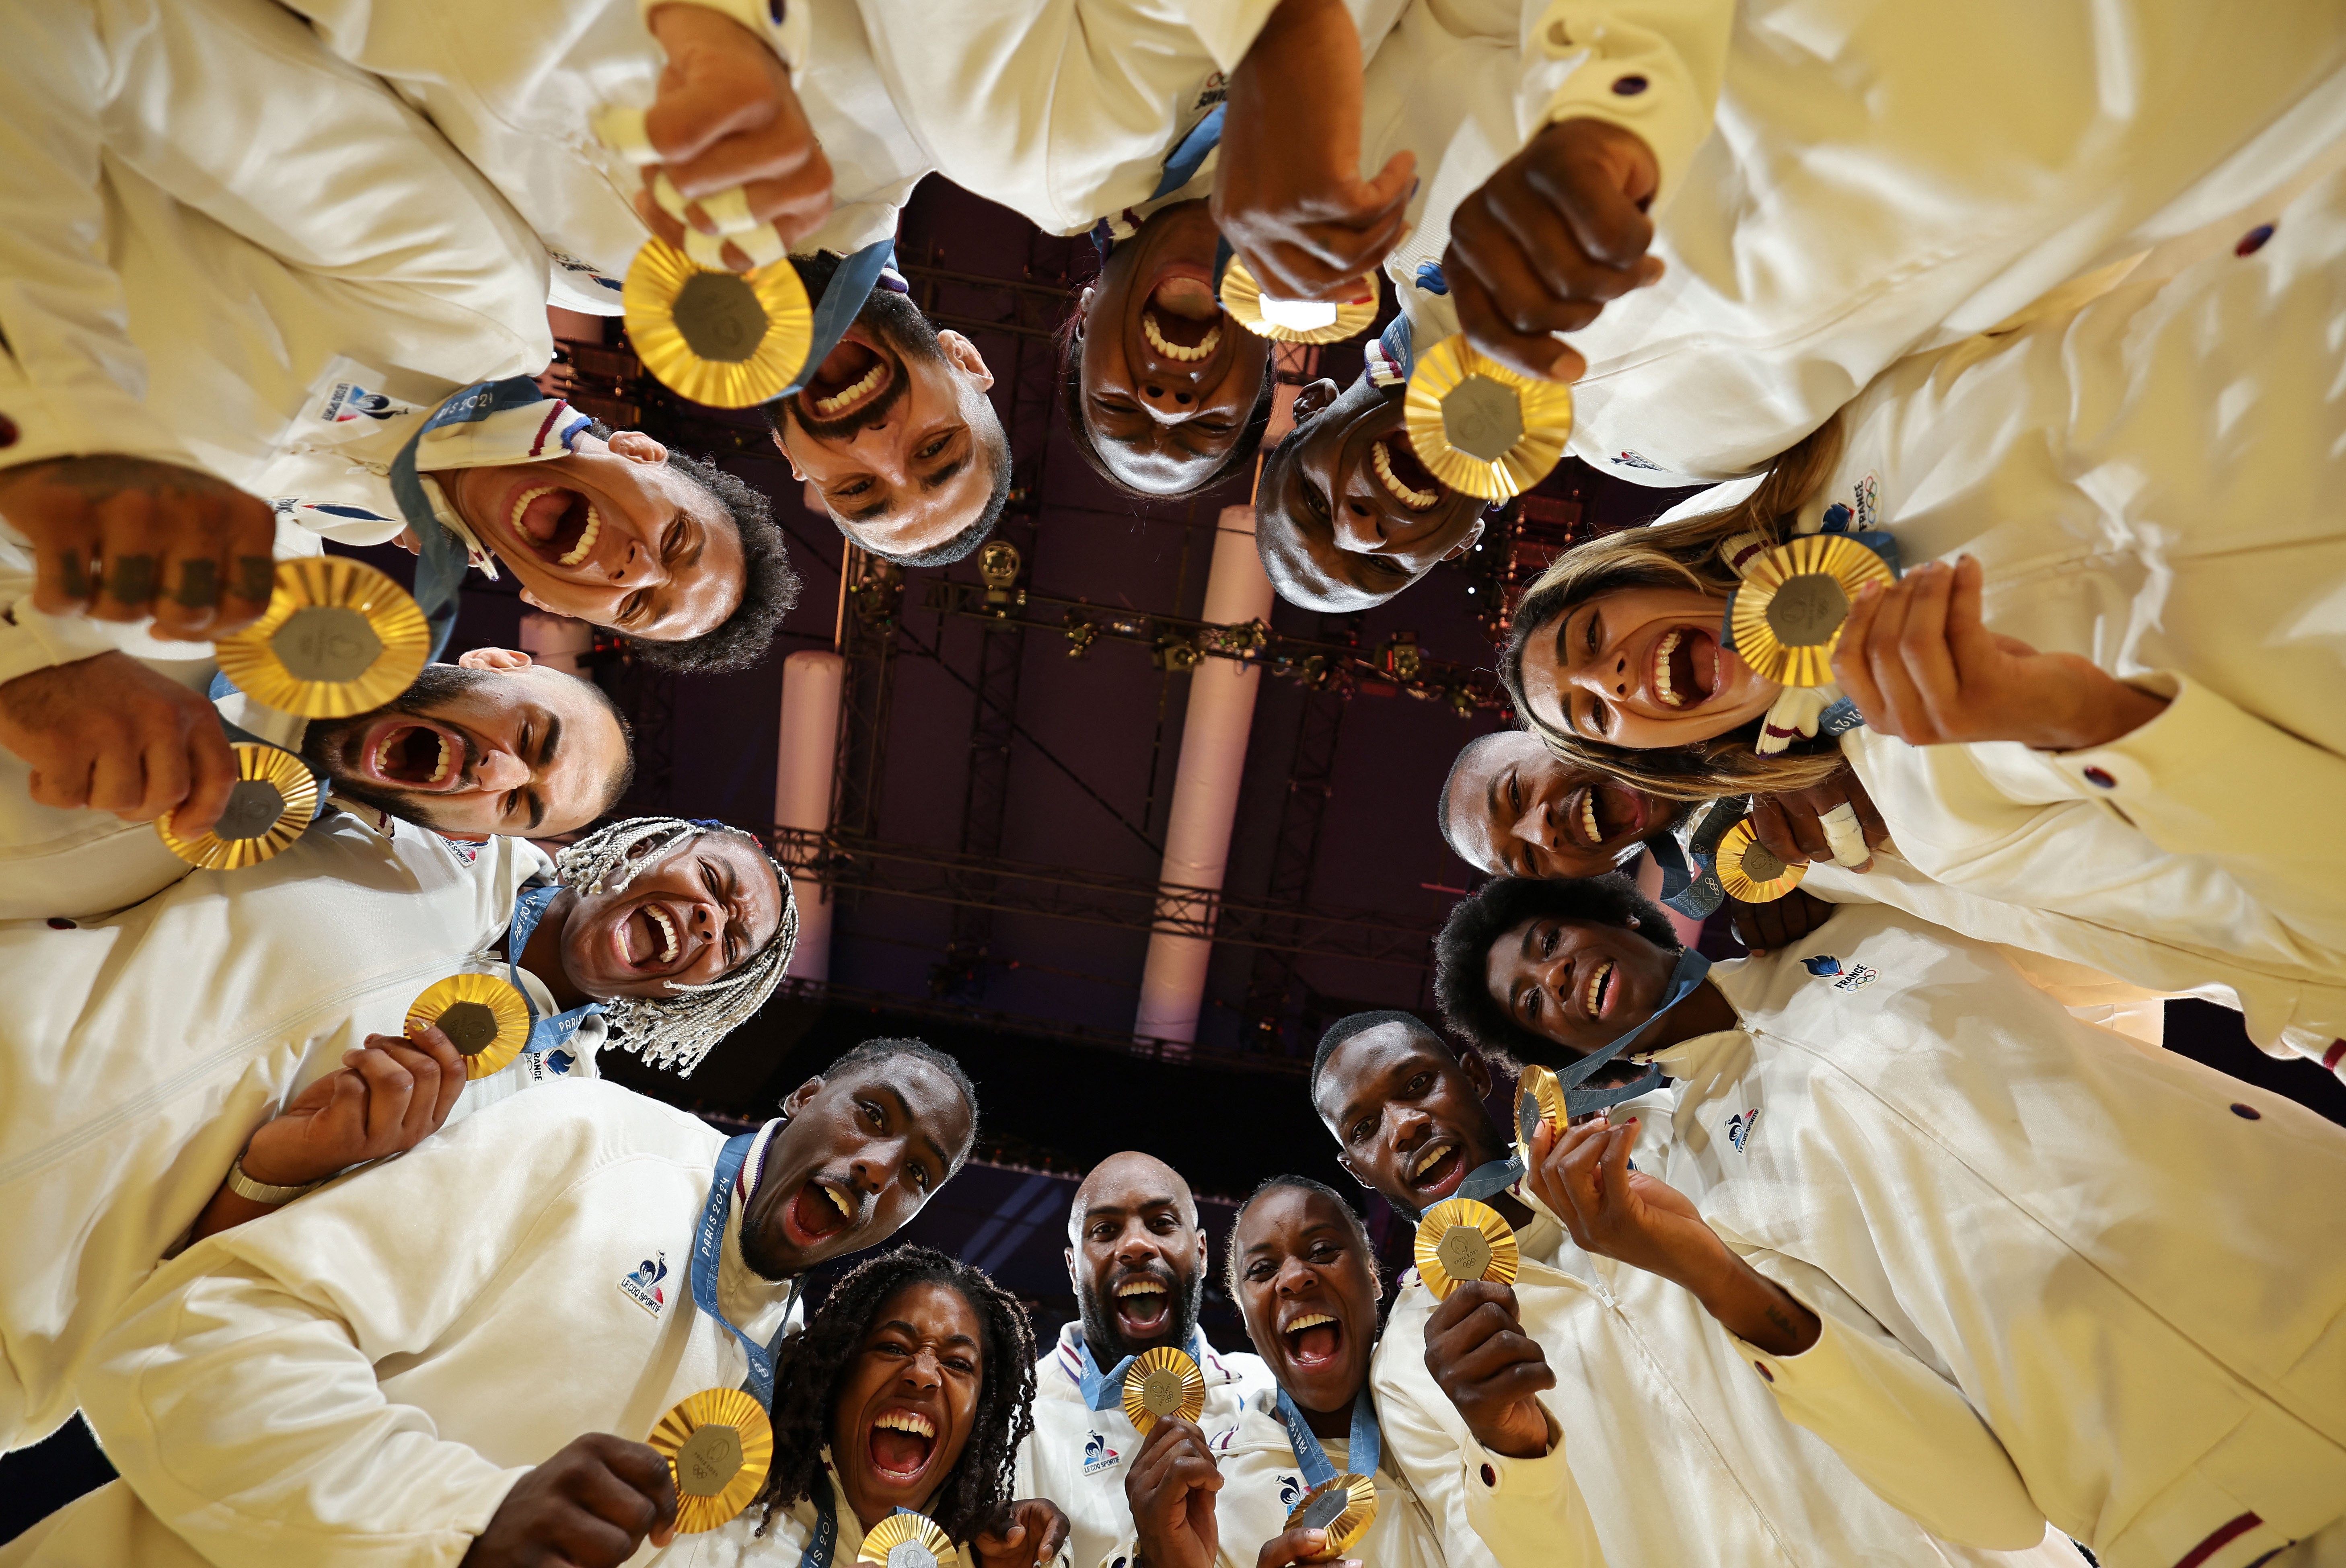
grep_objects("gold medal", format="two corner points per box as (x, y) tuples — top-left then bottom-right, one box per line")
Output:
(858, 1509), (959, 1568)
(625, 238), (814, 409)
(1121, 1345), (1206, 1434)
(215, 557), (430, 719)
(405, 973), (533, 1079)
(648, 1387), (774, 1533)
(1724, 533), (1897, 688)
(154, 743), (320, 869)
(1714, 817), (1809, 904)
(1413, 1198), (1519, 1302)
(1514, 1063), (1566, 1149)
(1284, 1472), (1378, 1561)
(1217, 258), (1379, 345)
(1401, 334), (1573, 502)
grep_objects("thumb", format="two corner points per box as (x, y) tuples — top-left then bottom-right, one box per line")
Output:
(1359, 148), (1418, 213)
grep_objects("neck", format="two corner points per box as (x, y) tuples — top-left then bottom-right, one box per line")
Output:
(519, 890), (590, 1010)
(1295, 1384), (1357, 1440)
(1631, 976), (1739, 1060)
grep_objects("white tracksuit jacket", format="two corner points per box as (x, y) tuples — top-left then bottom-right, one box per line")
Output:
(0, 812), (547, 1452)
(1373, 1124), (2083, 1568)
(1014, 1323), (1275, 1568)
(1, 1084), (800, 1568)
(1195, 1388), (1454, 1568)
(1352, 0), (2346, 489)
(0, 0), (551, 495)
(1633, 905), (2346, 1568)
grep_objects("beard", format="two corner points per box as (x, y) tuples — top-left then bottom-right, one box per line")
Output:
(300, 663), (482, 831)
(1077, 1260), (1205, 1365)
(778, 279), (950, 442)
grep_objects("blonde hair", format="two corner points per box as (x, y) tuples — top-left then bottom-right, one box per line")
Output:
(1497, 419), (1848, 802)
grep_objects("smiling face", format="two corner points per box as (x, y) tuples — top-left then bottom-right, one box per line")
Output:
(744, 1056), (976, 1278)
(1445, 732), (1675, 879)
(1314, 1021), (1508, 1218)
(1077, 200), (1271, 495)
(557, 832), (785, 1000)
(445, 432), (744, 641)
(1067, 1151), (1209, 1362)
(300, 661), (625, 836)
(829, 1280), (984, 1529)
(773, 288), (1001, 561)
(1518, 587), (1778, 748)
(1258, 376), (1485, 611)
(1484, 915), (1678, 1057)
(1232, 1186), (1379, 1417)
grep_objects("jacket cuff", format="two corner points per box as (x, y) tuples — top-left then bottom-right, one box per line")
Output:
(1515, 3), (1733, 207)
(639, 0), (808, 74)
(0, 598), (204, 689)
(1460, 1404), (1568, 1502)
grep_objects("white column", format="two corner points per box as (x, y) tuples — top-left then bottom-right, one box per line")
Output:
(775, 649), (844, 981)
(1135, 505), (1277, 1042)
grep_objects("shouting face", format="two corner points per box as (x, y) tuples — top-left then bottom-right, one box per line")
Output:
(1231, 1185), (1380, 1418)
(556, 831), (786, 999)
(1314, 1020), (1507, 1218)
(444, 431), (744, 641)
(743, 1055), (977, 1278)
(830, 1280), (986, 1529)
(1443, 731), (1673, 880)
(1067, 1151), (1209, 1362)
(1483, 915), (1681, 1058)
(1518, 587), (1776, 748)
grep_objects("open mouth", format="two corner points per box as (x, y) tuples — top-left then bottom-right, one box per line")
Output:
(368, 720), (457, 789)
(868, 1407), (939, 1485)
(1581, 957), (1617, 1021)
(1565, 784), (1651, 849)
(1403, 1138), (1464, 1200)
(1650, 627), (1721, 711)
(1112, 1273), (1174, 1340)
(1141, 274), (1224, 367)
(783, 1178), (855, 1248)
(1371, 432), (1444, 511)
(615, 900), (683, 972)
(804, 338), (893, 420)
(508, 483), (602, 569)
(1280, 1310), (1345, 1371)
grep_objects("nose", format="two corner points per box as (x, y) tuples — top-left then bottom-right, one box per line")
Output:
(1331, 502), (1383, 554)
(903, 1347), (944, 1391)
(1515, 797), (1554, 849)
(607, 529), (663, 588)
(1274, 1256), (1316, 1296)
(1571, 649), (1633, 700)
(1389, 1103), (1431, 1153)
(1114, 1229), (1161, 1266)
(1137, 380), (1201, 421)
(472, 749), (529, 790)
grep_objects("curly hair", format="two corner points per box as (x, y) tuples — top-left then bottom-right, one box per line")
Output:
(552, 816), (797, 1075)
(755, 1247), (1038, 1544)
(1497, 418), (1848, 802)
(1055, 294), (1276, 502)
(1432, 874), (1681, 1074)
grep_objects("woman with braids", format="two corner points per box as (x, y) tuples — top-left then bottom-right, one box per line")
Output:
(665, 1247), (1067, 1568)
(0, 809), (792, 1456)
(1495, 163), (2346, 1075)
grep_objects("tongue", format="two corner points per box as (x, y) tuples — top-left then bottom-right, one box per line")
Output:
(384, 727), (434, 783)
(517, 489), (574, 544)
(810, 340), (873, 393)
(1292, 1324), (1340, 1363)
(792, 1183), (844, 1239)
(870, 1426), (931, 1476)
(1118, 1292), (1169, 1330)
(1152, 276), (1220, 321)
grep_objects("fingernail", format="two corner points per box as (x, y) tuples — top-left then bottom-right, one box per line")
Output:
(1548, 351), (1578, 380)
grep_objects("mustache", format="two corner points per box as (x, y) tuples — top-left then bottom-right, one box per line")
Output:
(784, 348), (912, 441)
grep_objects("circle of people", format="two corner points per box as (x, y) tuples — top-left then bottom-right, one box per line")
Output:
(4, 1), (2344, 1566)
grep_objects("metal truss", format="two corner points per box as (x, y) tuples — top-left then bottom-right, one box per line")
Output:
(763, 825), (1435, 972)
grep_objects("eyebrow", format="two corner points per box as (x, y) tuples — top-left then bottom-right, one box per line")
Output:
(878, 1082), (954, 1178)
(520, 713), (559, 831)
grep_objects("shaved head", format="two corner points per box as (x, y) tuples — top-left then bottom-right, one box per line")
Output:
(1066, 1150), (1208, 1361)
(1069, 1150), (1197, 1240)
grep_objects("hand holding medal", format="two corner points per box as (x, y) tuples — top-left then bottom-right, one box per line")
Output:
(1724, 534), (1898, 689)
(1122, 1345), (1207, 1434)
(1413, 1198), (1520, 1302)
(406, 973), (533, 1079)
(1402, 336), (1574, 502)
(1514, 1065), (1565, 1151)
(155, 742), (319, 870)
(1281, 1473), (1378, 1563)
(648, 1387), (775, 1533)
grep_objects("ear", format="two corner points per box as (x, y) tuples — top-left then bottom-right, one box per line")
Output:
(936, 330), (997, 392)
(1064, 1245), (1079, 1293)
(1335, 1151), (1374, 1191)
(518, 588), (551, 612)
(456, 647), (534, 671)
(1291, 378), (1342, 424)
(1077, 285), (1096, 329)
(781, 1074), (824, 1119)
(1192, 1223), (1211, 1276)
(1440, 518), (1487, 563)
(1462, 1048), (1495, 1101)
(604, 429), (670, 465)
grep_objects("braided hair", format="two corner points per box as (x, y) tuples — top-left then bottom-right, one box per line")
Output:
(755, 1247), (1038, 1543)
(551, 816), (798, 1075)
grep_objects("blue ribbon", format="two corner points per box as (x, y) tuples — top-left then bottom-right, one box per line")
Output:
(1090, 103), (1227, 259)
(1560, 947), (1715, 1117)
(778, 240), (897, 401)
(388, 377), (553, 663)
(1661, 798), (1748, 920)
(1275, 1385), (1380, 1487)
(692, 1131), (802, 1410)
(799, 1470), (841, 1568)
(504, 881), (604, 1054)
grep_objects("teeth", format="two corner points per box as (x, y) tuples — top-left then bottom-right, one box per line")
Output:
(1585, 958), (1614, 1019)
(1285, 1312), (1336, 1333)
(875, 1409), (936, 1437)
(1408, 1143), (1448, 1178)
(508, 484), (559, 538)
(647, 904), (679, 963)
(1371, 438), (1440, 510)
(1141, 310), (1219, 363)
(1116, 1279), (1166, 1298)
(429, 735), (453, 786)
(813, 364), (883, 416)
(824, 1183), (853, 1220)
(556, 502), (601, 567)
(1654, 629), (1685, 708)
(1580, 792), (1600, 845)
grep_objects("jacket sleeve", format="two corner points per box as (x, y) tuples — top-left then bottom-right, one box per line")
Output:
(1733, 1249), (2051, 1552)
(0, 4), (204, 475)
(637, 0), (811, 77)
(1513, 1), (1735, 208)
(74, 1120), (603, 1568)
